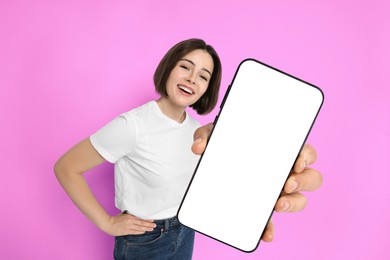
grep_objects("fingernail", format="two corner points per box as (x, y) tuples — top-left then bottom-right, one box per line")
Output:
(194, 137), (202, 144)
(302, 152), (307, 168)
(281, 201), (289, 212)
(289, 179), (298, 192)
(303, 150), (307, 161)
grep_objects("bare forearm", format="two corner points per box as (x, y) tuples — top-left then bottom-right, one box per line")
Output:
(53, 138), (157, 236)
(55, 170), (110, 232)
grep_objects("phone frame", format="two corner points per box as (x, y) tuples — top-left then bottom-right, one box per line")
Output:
(177, 58), (324, 252)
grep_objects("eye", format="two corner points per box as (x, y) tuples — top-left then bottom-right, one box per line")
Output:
(200, 75), (209, 82)
(180, 65), (190, 71)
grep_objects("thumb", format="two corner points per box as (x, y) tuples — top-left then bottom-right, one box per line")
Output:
(191, 136), (207, 155)
(191, 123), (213, 155)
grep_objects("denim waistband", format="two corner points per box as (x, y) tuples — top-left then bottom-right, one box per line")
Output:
(153, 216), (180, 232)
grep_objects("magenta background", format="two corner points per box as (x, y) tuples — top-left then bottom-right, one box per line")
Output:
(1, 0), (389, 259)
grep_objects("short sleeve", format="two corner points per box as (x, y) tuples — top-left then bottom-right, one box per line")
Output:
(90, 113), (137, 163)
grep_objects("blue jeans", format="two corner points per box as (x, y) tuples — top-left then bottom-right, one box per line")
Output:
(114, 216), (195, 260)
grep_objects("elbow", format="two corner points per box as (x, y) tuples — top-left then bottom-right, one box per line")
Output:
(54, 159), (63, 179)
(54, 157), (82, 181)
(54, 157), (72, 180)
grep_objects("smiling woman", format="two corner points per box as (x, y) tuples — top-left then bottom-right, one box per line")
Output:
(157, 49), (215, 122)
(154, 39), (222, 116)
(54, 39), (222, 260)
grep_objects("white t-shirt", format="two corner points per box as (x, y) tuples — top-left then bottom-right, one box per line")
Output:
(90, 101), (201, 220)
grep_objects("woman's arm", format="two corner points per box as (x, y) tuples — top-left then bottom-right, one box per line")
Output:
(54, 138), (156, 236)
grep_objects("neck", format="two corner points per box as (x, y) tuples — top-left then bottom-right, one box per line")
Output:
(156, 97), (186, 123)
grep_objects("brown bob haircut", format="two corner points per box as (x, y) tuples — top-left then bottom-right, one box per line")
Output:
(154, 38), (222, 115)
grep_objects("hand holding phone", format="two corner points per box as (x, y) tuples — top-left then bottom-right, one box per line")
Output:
(178, 59), (324, 252)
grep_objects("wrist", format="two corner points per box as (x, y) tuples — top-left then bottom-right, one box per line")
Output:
(94, 212), (112, 234)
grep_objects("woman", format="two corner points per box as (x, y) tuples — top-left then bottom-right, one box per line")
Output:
(54, 39), (322, 259)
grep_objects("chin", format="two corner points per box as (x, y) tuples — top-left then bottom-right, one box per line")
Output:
(173, 97), (198, 108)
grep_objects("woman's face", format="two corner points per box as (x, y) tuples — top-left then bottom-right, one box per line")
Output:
(165, 49), (214, 109)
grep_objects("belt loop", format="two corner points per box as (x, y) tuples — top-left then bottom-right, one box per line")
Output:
(164, 218), (169, 233)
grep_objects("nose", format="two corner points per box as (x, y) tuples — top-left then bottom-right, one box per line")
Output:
(186, 72), (196, 85)
(186, 78), (195, 84)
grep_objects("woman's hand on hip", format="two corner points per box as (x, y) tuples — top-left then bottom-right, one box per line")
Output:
(103, 212), (157, 236)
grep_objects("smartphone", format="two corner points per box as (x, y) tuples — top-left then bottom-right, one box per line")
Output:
(177, 59), (324, 252)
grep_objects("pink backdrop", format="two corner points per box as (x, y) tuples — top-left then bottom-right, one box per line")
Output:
(1, 0), (389, 259)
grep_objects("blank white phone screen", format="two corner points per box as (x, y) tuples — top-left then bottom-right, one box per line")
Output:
(178, 59), (324, 252)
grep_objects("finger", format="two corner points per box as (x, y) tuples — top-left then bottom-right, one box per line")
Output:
(275, 192), (307, 213)
(131, 218), (157, 228)
(127, 222), (156, 233)
(124, 212), (155, 223)
(293, 156), (307, 174)
(191, 123), (213, 155)
(284, 168), (323, 193)
(261, 219), (274, 242)
(294, 144), (317, 173)
(124, 214), (157, 228)
(130, 225), (155, 232)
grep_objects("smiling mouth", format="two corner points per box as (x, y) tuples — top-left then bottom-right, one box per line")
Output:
(178, 85), (194, 95)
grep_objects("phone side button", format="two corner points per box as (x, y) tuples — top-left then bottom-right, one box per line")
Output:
(213, 115), (219, 125)
(220, 85), (231, 109)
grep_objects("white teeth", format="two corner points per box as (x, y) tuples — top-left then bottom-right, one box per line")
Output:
(178, 85), (193, 94)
